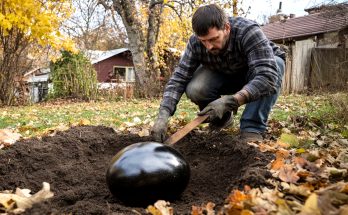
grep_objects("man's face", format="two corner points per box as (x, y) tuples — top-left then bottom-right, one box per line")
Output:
(197, 23), (230, 55)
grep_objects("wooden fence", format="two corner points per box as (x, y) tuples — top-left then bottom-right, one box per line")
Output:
(282, 44), (347, 93)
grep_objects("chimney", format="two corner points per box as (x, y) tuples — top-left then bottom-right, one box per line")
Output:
(290, 13), (296, 18)
(277, 2), (282, 14)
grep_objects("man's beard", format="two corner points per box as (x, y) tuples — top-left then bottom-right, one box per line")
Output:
(208, 35), (229, 55)
(209, 48), (220, 55)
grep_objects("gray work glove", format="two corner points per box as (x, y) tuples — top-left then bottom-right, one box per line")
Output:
(151, 109), (170, 142)
(198, 95), (240, 122)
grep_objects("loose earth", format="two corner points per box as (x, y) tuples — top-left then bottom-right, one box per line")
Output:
(0, 126), (273, 214)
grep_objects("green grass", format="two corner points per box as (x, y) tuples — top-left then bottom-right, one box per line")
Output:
(0, 93), (347, 138)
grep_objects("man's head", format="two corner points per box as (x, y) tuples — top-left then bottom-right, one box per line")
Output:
(192, 4), (230, 55)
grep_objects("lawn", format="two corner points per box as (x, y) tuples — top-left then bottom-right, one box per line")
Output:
(0, 93), (347, 140)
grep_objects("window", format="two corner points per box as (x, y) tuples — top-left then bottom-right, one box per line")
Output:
(126, 67), (135, 82)
(112, 67), (135, 82)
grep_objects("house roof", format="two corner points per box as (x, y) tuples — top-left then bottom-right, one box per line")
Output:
(261, 9), (348, 41)
(27, 74), (49, 83)
(86, 48), (129, 64)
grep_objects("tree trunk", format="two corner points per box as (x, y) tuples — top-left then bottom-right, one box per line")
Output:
(99, 0), (165, 97)
(0, 29), (27, 106)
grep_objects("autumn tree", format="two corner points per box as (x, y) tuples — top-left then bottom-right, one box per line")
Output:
(64, 0), (127, 51)
(97, 0), (201, 97)
(0, 0), (75, 105)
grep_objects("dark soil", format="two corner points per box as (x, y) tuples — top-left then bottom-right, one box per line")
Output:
(0, 126), (273, 214)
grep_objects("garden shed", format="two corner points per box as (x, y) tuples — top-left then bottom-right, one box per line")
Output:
(262, 3), (348, 93)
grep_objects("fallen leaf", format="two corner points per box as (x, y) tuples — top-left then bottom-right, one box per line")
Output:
(281, 182), (311, 197)
(299, 193), (320, 215)
(278, 165), (300, 183)
(279, 133), (299, 148)
(205, 202), (215, 215)
(191, 205), (203, 215)
(293, 156), (307, 168)
(0, 129), (21, 146)
(276, 149), (290, 159)
(339, 205), (348, 215)
(78, 119), (90, 126)
(241, 209), (254, 215)
(271, 158), (285, 170)
(147, 200), (173, 215)
(0, 182), (53, 214)
(138, 128), (150, 137)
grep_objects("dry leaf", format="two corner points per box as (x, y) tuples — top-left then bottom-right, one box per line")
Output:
(281, 182), (311, 197)
(293, 157), (307, 168)
(278, 165), (300, 183)
(78, 119), (90, 126)
(0, 129), (21, 146)
(0, 182), (53, 214)
(299, 193), (320, 215)
(271, 158), (285, 170)
(276, 149), (290, 159)
(205, 202), (215, 215)
(147, 200), (173, 215)
(191, 205), (203, 215)
(138, 128), (150, 137)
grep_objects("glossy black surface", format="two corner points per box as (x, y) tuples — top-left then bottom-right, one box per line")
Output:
(106, 142), (190, 206)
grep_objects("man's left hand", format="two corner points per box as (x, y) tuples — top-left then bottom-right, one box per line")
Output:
(198, 95), (240, 121)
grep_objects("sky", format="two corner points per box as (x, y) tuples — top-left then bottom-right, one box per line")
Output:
(239, 0), (347, 23)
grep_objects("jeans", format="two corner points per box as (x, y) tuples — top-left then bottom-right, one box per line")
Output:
(185, 56), (285, 133)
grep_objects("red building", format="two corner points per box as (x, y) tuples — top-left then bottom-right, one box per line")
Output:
(88, 48), (135, 83)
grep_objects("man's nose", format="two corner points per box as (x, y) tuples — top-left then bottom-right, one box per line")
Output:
(205, 42), (214, 50)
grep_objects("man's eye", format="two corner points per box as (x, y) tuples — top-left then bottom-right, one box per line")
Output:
(209, 38), (217, 42)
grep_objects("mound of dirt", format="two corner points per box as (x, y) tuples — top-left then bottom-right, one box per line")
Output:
(0, 126), (273, 214)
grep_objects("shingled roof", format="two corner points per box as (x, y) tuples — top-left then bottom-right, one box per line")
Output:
(261, 7), (348, 41)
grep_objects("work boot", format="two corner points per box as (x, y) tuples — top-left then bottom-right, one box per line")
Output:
(239, 131), (263, 143)
(208, 112), (233, 132)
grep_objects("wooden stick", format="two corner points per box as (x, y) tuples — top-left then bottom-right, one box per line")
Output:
(164, 115), (208, 145)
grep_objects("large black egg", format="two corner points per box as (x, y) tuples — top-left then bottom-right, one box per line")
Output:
(106, 142), (190, 206)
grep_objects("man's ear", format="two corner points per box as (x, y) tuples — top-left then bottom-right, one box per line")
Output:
(225, 23), (230, 32)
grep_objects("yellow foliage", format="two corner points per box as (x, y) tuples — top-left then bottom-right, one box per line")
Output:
(0, 0), (76, 52)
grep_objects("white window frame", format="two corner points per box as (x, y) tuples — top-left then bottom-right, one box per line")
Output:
(113, 66), (135, 83)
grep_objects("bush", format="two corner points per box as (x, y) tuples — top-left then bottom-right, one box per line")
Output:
(50, 51), (98, 100)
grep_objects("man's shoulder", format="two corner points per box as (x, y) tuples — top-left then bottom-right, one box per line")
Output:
(229, 17), (259, 33)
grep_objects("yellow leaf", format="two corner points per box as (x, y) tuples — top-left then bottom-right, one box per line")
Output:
(146, 205), (162, 215)
(78, 119), (90, 126)
(300, 194), (320, 215)
(296, 148), (306, 153)
(279, 133), (299, 148)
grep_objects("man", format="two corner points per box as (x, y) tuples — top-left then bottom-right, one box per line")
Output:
(152, 4), (285, 143)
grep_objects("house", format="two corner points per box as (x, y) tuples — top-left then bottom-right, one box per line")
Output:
(86, 48), (135, 89)
(23, 67), (51, 103)
(261, 3), (348, 93)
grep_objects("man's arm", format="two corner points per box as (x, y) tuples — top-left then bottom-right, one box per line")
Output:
(239, 24), (280, 102)
(152, 37), (201, 142)
(159, 37), (201, 115)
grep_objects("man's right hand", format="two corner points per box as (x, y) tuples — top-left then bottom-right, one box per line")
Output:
(151, 109), (170, 142)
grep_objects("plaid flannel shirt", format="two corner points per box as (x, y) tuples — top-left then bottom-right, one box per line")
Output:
(160, 17), (285, 115)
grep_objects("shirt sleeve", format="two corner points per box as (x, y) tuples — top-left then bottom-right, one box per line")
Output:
(240, 24), (280, 101)
(159, 37), (201, 115)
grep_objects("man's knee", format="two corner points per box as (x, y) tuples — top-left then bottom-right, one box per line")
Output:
(185, 81), (207, 104)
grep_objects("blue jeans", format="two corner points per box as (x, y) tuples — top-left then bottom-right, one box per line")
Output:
(185, 56), (285, 133)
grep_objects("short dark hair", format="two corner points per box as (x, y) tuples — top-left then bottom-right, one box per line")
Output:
(192, 4), (228, 36)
